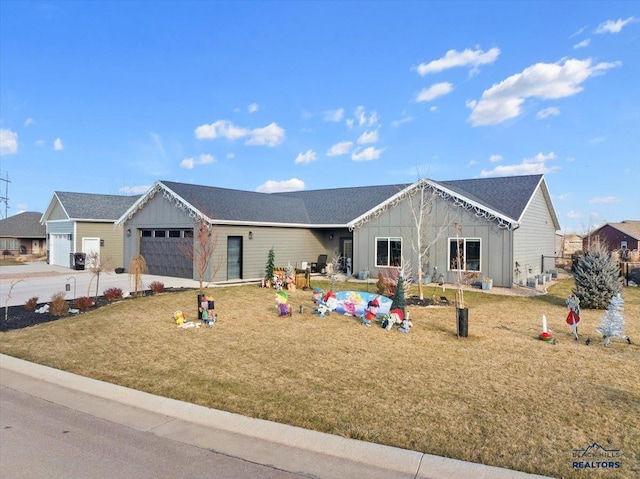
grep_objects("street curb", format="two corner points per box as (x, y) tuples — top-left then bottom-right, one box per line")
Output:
(0, 354), (551, 479)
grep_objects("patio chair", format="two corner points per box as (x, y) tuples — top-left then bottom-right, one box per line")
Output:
(310, 254), (328, 273)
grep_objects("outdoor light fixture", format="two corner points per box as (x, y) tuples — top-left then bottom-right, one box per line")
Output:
(126, 229), (132, 237)
(329, 234), (334, 240)
(249, 231), (253, 240)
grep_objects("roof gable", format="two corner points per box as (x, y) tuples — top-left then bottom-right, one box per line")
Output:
(0, 211), (46, 238)
(43, 192), (140, 222)
(594, 220), (640, 240)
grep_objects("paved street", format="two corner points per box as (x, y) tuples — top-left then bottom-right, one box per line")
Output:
(0, 385), (304, 479)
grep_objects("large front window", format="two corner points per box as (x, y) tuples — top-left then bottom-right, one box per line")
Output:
(449, 238), (481, 271)
(376, 237), (402, 267)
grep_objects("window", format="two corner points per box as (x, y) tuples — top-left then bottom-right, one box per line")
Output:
(141, 230), (152, 237)
(449, 238), (481, 271)
(154, 230), (166, 238)
(169, 230), (181, 238)
(376, 237), (402, 267)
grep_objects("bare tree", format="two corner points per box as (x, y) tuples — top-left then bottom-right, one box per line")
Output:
(128, 254), (147, 297)
(4, 278), (24, 322)
(405, 178), (451, 300)
(86, 252), (113, 303)
(179, 211), (222, 292)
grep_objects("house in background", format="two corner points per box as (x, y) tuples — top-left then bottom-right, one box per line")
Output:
(41, 192), (139, 269)
(0, 211), (46, 256)
(583, 220), (640, 257)
(116, 174), (560, 288)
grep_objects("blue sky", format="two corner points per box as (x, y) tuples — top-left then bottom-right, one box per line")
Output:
(1, 0), (638, 233)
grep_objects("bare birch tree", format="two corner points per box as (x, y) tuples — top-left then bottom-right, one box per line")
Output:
(405, 178), (451, 300)
(179, 211), (222, 292)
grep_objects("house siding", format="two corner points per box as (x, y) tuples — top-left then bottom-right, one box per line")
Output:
(76, 222), (125, 269)
(513, 186), (557, 281)
(353, 193), (514, 287)
(48, 200), (68, 221)
(122, 193), (328, 282)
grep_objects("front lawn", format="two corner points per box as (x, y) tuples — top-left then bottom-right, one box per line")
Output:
(1, 279), (638, 478)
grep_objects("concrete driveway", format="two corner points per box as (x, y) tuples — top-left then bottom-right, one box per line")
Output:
(0, 260), (203, 307)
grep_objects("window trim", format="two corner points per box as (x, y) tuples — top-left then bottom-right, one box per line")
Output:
(448, 237), (481, 272)
(375, 236), (403, 268)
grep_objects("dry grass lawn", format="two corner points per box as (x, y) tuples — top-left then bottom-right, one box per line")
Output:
(1, 278), (638, 478)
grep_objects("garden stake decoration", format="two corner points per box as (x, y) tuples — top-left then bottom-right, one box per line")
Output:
(538, 314), (553, 342)
(566, 293), (581, 340)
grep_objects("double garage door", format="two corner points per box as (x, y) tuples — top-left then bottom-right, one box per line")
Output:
(139, 230), (193, 279)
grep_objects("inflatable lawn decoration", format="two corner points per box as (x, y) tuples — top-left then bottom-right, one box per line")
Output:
(332, 291), (392, 317)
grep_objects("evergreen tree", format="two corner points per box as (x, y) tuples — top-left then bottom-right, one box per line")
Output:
(573, 242), (622, 309)
(391, 274), (406, 316)
(596, 293), (626, 345)
(264, 247), (275, 283)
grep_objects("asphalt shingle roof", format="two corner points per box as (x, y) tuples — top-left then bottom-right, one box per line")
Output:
(157, 175), (544, 227)
(55, 192), (140, 220)
(0, 211), (46, 237)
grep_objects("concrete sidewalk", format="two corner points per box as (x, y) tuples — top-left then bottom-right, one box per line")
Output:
(0, 354), (551, 479)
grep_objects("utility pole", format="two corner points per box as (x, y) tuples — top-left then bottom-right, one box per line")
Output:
(0, 170), (9, 219)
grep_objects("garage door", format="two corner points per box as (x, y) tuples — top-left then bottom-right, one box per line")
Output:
(50, 234), (72, 267)
(139, 230), (193, 279)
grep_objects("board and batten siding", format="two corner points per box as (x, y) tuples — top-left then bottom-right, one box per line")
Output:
(353, 192), (514, 287)
(513, 186), (557, 279)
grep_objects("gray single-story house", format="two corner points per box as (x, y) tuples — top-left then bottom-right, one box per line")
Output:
(41, 192), (140, 269)
(115, 174), (560, 288)
(0, 211), (46, 256)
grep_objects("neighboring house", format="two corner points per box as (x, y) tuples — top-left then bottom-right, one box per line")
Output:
(583, 220), (640, 256)
(0, 211), (46, 256)
(41, 192), (140, 269)
(116, 174), (560, 288)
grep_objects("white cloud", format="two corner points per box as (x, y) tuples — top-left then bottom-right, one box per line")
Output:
(180, 154), (216, 169)
(195, 120), (249, 140)
(489, 154), (502, 162)
(468, 58), (621, 126)
(557, 193), (570, 200)
(567, 210), (583, 219)
(595, 17), (636, 34)
(416, 82), (454, 102)
(120, 185), (151, 195)
(246, 122), (285, 147)
(227, 153), (235, 159)
(467, 159), (478, 167)
(195, 120), (285, 147)
(415, 47), (500, 76)
(256, 178), (305, 193)
(345, 119), (354, 129)
(351, 146), (383, 162)
(357, 129), (379, 145)
(589, 196), (621, 204)
(429, 106), (438, 112)
(248, 103), (259, 113)
(35, 139), (45, 146)
(480, 151), (560, 176)
(573, 38), (591, 49)
(327, 141), (353, 157)
(391, 116), (413, 127)
(53, 138), (63, 151)
(0, 128), (18, 155)
(294, 149), (317, 164)
(537, 107), (560, 119)
(24, 118), (35, 127)
(323, 108), (344, 122)
(570, 26), (588, 38)
(353, 106), (378, 127)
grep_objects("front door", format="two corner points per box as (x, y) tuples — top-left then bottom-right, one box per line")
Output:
(340, 237), (353, 273)
(82, 237), (100, 268)
(227, 236), (243, 280)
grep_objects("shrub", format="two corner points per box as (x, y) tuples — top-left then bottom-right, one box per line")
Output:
(149, 281), (165, 293)
(49, 292), (69, 316)
(73, 296), (94, 311)
(104, 287), (123, 301)
(24, 296), (39, 311)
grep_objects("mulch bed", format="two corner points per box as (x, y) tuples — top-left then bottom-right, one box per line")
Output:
(1, 289), (189, 332)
